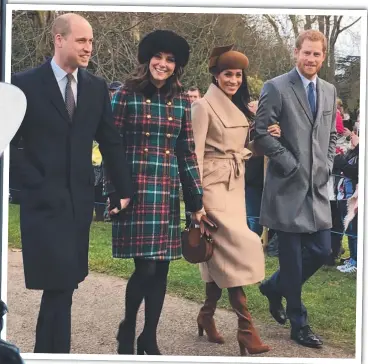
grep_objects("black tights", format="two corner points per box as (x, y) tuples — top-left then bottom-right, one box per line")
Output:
(123, 259), (170, 340)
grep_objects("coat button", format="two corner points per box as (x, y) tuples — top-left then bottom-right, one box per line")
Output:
(146, 99), (151, 104)
(165, 150), (170, 154)
(168, 117), (173, 121)
(144, 148), (148, 152)
(167, 134), (171, 138)
(147, 115), (151, 119)
(145, 132), (150, 137)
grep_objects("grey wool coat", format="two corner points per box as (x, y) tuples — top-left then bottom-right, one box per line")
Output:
(254, 68), (337, 233)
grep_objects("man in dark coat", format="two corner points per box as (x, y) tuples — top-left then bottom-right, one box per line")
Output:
(10, 13), (133, 354)
(254, 30), (337, 348)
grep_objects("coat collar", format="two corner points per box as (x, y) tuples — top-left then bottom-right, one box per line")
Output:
(288, 67), (324, 126)
(39, 59), (90, 124)
(204, 83), (248, 128)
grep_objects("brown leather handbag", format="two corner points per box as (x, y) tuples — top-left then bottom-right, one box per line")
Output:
(181, 215), (217, 264)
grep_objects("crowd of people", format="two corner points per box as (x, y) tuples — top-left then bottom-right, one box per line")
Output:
(7, 11), (359, 358)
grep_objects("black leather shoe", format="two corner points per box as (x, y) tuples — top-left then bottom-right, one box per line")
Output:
(291, 325), (323, 348)
(259, 282), (287, 325)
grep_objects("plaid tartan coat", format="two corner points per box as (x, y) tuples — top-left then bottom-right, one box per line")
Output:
(105, 85), (203, 260)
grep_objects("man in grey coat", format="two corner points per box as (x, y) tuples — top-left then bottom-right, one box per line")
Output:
(254, 30), (337, 348)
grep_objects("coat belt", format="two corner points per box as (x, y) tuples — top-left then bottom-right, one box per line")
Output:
(204, 149), (252, 190)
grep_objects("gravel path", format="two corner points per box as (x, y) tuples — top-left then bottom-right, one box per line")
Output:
(5, 249), (355, 358)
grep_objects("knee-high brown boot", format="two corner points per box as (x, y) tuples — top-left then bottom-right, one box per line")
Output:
(197, 282), (225, 344)
(228, 287), (270, 356)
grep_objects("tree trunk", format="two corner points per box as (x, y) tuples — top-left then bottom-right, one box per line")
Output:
(32, 11), (53, 63)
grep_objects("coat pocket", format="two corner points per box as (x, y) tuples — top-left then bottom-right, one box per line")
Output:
(202, 161), (228, 211)
(323, 110), (333, 116)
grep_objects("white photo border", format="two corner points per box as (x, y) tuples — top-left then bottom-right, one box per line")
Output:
(2, 3), (367, 364)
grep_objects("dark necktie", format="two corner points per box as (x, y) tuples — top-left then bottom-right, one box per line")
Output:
(307, 81), (316, 119)
(65, 73), (76, 120)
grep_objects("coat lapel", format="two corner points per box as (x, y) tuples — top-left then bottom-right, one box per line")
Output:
(313, 78), (324, 128)
(72, 68), (90, 125)
(40, 61), (70, 122)
(204, 83), (248, 128)
(288, 68), (313, 125)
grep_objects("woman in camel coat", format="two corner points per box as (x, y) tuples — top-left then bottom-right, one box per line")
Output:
(191, 45), (280, 356)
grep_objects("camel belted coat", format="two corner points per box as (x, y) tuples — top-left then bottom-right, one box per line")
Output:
(191, 84), (265, 289)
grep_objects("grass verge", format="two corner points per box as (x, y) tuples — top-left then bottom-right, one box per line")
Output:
(7, 203), (357, 351)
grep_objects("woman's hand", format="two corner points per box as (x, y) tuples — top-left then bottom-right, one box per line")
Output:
(268, 123), (281, 138)
(191, 207), (209, 235)
(343, 127), (352, 137)
(351, 132), (359, 148)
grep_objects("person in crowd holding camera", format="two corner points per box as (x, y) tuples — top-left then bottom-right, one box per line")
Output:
(104, 30), (205, 356)
(191, 44), (281, 356)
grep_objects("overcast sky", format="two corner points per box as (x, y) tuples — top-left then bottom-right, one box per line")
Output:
(335, 17), (362, 57)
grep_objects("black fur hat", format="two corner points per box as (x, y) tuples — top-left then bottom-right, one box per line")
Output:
(138, 30), (190, 67)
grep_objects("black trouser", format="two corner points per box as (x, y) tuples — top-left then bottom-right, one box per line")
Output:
(265, 230), (331, 330)
(123, 259), (170, 339)
(34, 289), (74, 353)
(330, 201), (344, 260)
(94, 182), (106, 221)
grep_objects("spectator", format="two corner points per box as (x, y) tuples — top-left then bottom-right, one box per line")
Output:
(187, 86), (201, 104)
(334, 132), (359, 273)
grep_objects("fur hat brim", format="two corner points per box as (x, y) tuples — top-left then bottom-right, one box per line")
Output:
(138, 30), (190, 67)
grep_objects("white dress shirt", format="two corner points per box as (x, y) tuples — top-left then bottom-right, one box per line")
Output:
(50, 57), (78, 105)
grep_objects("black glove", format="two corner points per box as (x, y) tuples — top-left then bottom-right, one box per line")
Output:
(108, 192), (121, 212)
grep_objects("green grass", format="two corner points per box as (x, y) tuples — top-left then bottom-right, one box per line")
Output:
(7, 203), (357, 352)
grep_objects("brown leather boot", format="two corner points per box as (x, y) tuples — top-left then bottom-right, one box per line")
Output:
(228, 287), (270, 355)
(197, 282), (225, 344)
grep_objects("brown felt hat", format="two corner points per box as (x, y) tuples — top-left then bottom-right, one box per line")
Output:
(209, 44), (249, 74)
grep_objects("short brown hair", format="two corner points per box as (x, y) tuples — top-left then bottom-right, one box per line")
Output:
(295, 29), (327, 53)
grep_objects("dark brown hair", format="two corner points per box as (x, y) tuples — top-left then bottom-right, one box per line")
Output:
(124, 62), (184, 99)
(212, 70), (253, 120)
(188, 86), (199, 92)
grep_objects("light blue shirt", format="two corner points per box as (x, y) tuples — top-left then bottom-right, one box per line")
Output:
(50, 58), (78, 104)
(296, 67), (317, 110)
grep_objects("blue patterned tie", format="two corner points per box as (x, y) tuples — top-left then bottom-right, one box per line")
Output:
(307, 81), (316, 119)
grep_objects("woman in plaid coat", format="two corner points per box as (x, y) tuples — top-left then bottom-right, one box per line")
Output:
(104, 30), (204, 356)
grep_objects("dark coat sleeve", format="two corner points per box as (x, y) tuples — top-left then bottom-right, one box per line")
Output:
(95, 79), (133, 199)
(333, 146), (359, 182)
(175, 96), (203, 212)
(9, 73), (28, 182)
